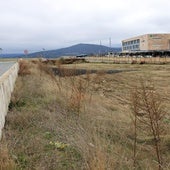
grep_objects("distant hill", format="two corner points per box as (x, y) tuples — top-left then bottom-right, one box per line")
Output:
(0, 54), (22, 58)
(24, 43), (121, 58)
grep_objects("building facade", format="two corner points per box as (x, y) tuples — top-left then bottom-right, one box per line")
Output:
(122, 33), (170, 52)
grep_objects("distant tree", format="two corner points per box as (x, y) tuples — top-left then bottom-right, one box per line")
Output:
(24, 49), (29, 57)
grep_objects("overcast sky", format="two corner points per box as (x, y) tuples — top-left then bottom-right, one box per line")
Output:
(0, 0), (170, 53)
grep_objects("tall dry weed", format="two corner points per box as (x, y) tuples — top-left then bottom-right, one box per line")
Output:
(130, 78), (167, 170)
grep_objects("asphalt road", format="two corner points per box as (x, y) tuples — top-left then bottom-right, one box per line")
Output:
(0, 62), (16, 77)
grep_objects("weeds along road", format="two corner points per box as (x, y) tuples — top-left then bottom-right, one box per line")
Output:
(0, 62), (16, 77)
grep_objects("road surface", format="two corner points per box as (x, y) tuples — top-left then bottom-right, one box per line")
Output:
(0, 62), (16, 77)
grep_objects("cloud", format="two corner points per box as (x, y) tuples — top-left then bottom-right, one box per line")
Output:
(0, 0), (169, 53)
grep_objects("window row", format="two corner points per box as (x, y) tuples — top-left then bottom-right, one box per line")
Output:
(123, 45), (140, 51)
(122, 39), (140, 46)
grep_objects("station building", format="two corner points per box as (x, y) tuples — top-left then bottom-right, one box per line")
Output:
(122, 33), (170, 52)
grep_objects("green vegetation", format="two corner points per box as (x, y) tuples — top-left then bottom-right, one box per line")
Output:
(0, 59), (170, 169)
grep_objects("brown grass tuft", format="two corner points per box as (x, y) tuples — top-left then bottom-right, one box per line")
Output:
(18, 60), (31, 76)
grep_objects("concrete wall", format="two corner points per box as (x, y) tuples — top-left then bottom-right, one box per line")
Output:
(0, 62), (19, 139)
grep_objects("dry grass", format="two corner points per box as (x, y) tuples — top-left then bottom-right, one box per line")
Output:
(0, 142), (16, 170)
(1, 60), (170, 169)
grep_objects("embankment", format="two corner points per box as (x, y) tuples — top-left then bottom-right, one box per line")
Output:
(0, 62), (19, 139)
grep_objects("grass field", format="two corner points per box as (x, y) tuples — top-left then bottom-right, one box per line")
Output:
(0, 59), (170, 170)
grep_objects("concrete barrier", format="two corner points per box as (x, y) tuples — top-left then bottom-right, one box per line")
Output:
(0, 62), (19, 139)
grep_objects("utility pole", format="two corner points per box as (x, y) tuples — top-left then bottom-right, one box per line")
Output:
(109, 37), (111, 48)
(109, 37), (112, 57)
(99, 40), (102, 57)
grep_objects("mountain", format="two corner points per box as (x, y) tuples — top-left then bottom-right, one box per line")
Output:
(24, 43), (121, 58)
(0, 54), (22, 58)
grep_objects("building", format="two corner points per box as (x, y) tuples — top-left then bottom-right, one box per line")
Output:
(122, 33), (170, 52)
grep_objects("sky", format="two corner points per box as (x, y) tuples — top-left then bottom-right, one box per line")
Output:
(0, 0), (170, 53)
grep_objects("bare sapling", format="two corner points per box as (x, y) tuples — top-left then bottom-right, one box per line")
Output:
(130, 79), (167, 170)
